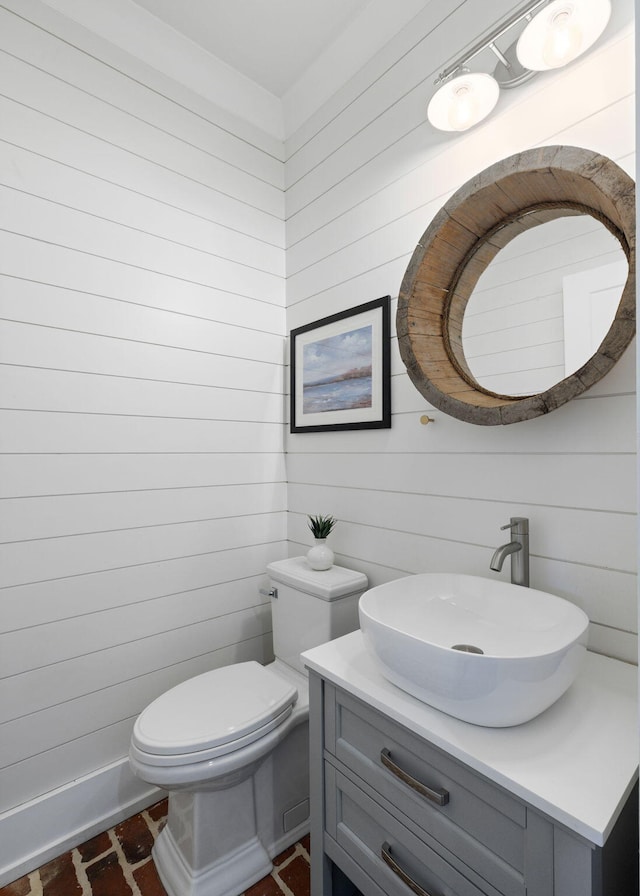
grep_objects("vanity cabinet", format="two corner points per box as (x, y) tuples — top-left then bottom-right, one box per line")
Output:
(305, 634), (638, 896)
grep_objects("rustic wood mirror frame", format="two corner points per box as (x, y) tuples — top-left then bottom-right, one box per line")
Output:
(397, 146), (636, 425)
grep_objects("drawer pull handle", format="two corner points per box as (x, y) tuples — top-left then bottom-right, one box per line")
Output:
(381, 842), (436, 896)
(380, 748), (449, 806)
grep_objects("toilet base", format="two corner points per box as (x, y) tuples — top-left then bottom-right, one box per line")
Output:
(153, 822), (272, 896)
(153, 779), (273, 896)
(151, 720), (310, 896)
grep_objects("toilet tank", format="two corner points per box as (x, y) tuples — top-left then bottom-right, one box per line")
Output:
(267, 557), (368, 676)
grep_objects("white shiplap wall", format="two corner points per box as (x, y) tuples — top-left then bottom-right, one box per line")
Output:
(285, 0), (637, 666)
(0, 0), (636, 884)
(0, 0), (286, 880)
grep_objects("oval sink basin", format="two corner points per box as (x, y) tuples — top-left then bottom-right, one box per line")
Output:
(359, 573), (589, 727)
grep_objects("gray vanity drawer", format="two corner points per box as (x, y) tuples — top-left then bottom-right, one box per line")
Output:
(326, 762), (508, 896)
(324, 685), (525, 896)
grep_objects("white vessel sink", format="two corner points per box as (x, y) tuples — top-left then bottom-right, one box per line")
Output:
(359, 573), (589, 727)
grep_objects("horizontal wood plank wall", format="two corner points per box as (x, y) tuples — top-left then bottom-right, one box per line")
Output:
(0, 0), (287, 839)
(284, 0), (637, 665)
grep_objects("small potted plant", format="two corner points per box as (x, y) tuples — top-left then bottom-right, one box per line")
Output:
(306, 514), (337, 570)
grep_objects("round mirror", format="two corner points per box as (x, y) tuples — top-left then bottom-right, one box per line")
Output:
(462, 215), (628, 397)
(397, 146), (635, 425)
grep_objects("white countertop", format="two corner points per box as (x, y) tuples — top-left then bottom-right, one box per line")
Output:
(302, 631), (638, 846)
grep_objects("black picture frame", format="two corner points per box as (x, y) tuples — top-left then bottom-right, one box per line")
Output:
(290, 296), (391, 433)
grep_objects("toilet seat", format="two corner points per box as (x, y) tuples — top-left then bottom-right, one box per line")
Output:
(131, 661), (298, 767)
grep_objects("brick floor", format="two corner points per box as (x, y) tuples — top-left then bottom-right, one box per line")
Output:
(0, 799), (311, 896)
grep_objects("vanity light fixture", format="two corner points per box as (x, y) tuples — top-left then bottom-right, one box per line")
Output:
(427, 0), (611, 132)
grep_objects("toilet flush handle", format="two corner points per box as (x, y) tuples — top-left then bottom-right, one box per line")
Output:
(259, 587), (278, 599)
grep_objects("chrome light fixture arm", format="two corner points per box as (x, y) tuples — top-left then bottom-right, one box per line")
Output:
(433, 0), (548, 87)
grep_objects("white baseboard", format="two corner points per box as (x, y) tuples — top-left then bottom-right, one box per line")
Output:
(0, 758), (165, 887)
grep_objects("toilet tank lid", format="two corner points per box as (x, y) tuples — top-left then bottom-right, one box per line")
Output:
(267, 557), (368, 600)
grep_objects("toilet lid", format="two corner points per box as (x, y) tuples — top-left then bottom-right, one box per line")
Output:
(132, 662), (297, 762)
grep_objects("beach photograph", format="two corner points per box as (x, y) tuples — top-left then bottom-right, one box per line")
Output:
(302, 324), (373, 414)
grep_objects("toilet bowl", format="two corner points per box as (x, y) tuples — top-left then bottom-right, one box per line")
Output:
(129, 557), (367, 896)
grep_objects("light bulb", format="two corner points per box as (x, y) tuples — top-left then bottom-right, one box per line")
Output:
(427, 72), (499, 132)
(542, 9), (584, 67)
(448, 84), (478, 130)
(516, 0), (611, 72)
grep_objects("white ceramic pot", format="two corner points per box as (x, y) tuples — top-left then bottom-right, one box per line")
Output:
(306, 539), (334, 570)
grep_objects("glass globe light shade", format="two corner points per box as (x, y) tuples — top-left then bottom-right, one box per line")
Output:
(516, 0), (611, 71)
(427, 72), (500, 132)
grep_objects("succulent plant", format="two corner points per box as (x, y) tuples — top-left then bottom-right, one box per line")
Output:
(307, 514), (337, 539)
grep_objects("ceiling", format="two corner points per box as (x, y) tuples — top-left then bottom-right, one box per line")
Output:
(129, 0), (374, 97)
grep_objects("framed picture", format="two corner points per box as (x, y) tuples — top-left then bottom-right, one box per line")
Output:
(290, 296), (391, 433)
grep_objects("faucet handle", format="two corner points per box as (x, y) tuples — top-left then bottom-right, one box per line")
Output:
(500, 517), (529, 532)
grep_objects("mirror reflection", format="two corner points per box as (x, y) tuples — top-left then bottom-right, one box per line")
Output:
(462, 216), (628, 397)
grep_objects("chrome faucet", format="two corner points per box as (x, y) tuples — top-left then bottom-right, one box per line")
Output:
(490, 517), (529, 587)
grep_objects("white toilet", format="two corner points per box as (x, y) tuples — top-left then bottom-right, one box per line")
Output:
(129, 557), (368, 896)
